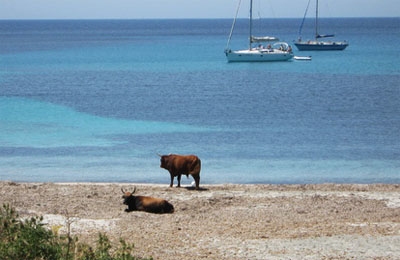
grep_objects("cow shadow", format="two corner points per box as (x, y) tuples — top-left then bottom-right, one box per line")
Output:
(183, 186), (209, 191)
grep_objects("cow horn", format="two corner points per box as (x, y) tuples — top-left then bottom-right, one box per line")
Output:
(121, 188), (125, 193)
(156, 153), (162, 157)
(132, 186), (136, 194)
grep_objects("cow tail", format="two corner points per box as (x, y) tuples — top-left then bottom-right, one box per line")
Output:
(195, 158), (201, 173)
(198, 158), (201, 171)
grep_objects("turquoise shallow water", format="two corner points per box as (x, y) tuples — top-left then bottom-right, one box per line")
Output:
(1, 18), (399, 184)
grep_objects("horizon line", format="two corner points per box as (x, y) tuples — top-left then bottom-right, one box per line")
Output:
(0, 16), (398, 21)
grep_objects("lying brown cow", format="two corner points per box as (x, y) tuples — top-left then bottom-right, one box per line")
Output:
(121, 187), (174, 214)
(159, 154), (201, 189)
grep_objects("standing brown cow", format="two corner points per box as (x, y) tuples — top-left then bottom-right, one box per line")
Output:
(159, 154), (201, 189)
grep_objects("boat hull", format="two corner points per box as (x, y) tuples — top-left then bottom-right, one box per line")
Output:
(294, 56), (312, 61)
(225, 49), (293, 62)
(294, 41), (348, 51)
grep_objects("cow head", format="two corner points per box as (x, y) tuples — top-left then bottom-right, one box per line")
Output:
(158, 154), (168, 169)
(121, 187), (136, 205)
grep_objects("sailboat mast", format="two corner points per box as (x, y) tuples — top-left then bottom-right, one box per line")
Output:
(315, 0), (319, 40)
(249, 0), (253, 50)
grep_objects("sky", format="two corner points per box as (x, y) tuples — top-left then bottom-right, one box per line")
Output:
(1, 0), (399, 19)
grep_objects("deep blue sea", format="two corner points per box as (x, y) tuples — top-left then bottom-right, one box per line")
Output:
(1, 18), (399, 184)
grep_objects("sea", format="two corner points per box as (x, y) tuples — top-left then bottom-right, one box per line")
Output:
(1, 18), (399, 184)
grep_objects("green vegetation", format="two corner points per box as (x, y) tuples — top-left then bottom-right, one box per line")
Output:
(0, 204), (152, 260)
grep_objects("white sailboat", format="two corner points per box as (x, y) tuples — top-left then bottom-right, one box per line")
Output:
(224, 0), (293, 62)
(294, 0), (348, 51)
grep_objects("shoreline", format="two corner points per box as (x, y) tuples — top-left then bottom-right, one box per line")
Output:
(3, 180), (400, 186)
(1, 181), (399, 259)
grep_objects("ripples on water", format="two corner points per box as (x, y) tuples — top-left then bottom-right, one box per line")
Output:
(1, 18), (399, 183)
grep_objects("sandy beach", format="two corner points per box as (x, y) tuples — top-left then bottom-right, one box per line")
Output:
(1, 181), (399, 259)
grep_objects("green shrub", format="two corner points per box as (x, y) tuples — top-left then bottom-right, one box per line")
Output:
(0, 204), (152, 260)
(0, 204), (62, 259)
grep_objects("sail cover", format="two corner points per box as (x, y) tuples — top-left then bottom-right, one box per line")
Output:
(251, 36), (279, 43)
(316, 34), (335, 38)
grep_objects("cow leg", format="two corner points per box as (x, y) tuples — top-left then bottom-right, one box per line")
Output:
(177, 174), (181, 187)
(169, 174), (174, 188)
(193, 174), (200, 190)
